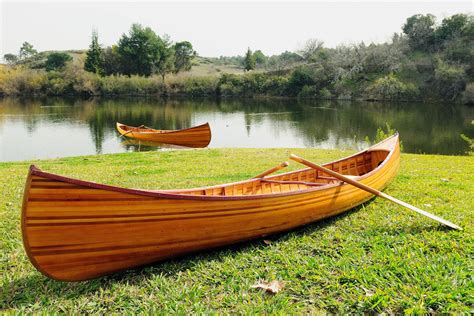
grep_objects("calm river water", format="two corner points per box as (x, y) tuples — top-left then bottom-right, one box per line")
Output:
(0, 97), (473, 162)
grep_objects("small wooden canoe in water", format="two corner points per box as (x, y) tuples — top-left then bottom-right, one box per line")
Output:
(116, 122), (211, 148)
(22, 134), (400, 281)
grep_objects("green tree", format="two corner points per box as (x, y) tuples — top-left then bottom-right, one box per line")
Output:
(173, 41), (195, 73)
(3, 53), (18, 65)
(402, 14), (436, 51)
(84, 30), (104, 75)
(434, 61), (467, 101)
(287, 67), (315, 95)
(117, 24), (163, 77)
(45, 52), (72, 71)
(102, 46), (122, 75)
(253, 50), (267, 66)
(244, 48), (256, 72)
(436, 14), (470, 42)
(155, 35), (175, 81)
(19, 42), (38, 59)
(298, 38), (325, 62)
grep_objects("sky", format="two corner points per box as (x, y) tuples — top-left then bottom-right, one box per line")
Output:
(1, 0), (472, 58)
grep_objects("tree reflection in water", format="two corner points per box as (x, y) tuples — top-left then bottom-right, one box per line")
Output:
(0, 97), (472, 161)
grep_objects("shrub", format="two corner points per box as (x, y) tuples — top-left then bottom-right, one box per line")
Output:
(297, 85), (318, 98)
(287, 67), (315, 96)
(45, 72), (72, 95)
(262, 76), (289, 96)
(434, 62), (467, 100)
(366, 123), (404, 151)
(319, 88), (333, 99)
(462, 82), (474, 105)
(45, 52), (73, 71)
(460, 120), (474, 156)
(366, 74), (419, 100)
(181, 77), (218, 96)
(73, 72), (102, 95)
(218, 82), (243, 96)
(218, 73), (245, 96)
(100, 75), (163, 95)
(0, 66), (47, 95)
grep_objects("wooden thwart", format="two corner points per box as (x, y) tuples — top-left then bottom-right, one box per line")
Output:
(119, 125), (145, 138)
(252, 162), (289, 179)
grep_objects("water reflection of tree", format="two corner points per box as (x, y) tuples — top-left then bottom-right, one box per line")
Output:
(78, 98), (199, 153)
(0, 97), (472, 155)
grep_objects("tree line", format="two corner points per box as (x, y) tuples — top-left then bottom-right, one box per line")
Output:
(3, 24), (196, 80)
(1, 13), (472, 103)
(84, 24), (196, 80)
(84, 25), (195, 80)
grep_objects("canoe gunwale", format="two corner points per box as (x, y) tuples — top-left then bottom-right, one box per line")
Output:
(26, 133), (398, 201)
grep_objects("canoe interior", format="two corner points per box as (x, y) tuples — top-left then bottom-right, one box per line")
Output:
(161, 149), (390, 196)
(119, 125), (172, 133)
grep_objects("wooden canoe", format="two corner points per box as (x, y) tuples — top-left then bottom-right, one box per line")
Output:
(22, 134), (400, 281)
(116, 122), (211, 148)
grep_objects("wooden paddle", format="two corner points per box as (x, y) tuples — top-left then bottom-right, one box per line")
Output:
(120, 125), (145, 138)
(289, 154), (462, 230)
(253, 162), (289, 179)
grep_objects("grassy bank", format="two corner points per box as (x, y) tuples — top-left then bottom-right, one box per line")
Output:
(1, 148), (472, 313)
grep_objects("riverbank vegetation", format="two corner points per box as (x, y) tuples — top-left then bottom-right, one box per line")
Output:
(1, 148), (472, 313)
(1, 13), (473, 103)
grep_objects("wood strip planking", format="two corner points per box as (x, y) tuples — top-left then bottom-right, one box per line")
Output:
(21, 134), (400, 281)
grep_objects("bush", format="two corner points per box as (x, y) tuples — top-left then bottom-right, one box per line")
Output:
(434, 62), (467, 100)
(262, 76), (289, 96)
(181, 77), (218, 96)
(45, 52), (73, 71)
(297, 85), (318, 98)
(366, 123), (404, 151)
(462, 82), (474, 105)
(287, 67), (315, 96)
(100, 75), (163, 95)
(217, 73), (261, 96)
(366, 74), (419, 100)
(45, 71), (72, 95)
(319, 88), (333, 99)
(73, 72), (102, 95)
(0, 66), (47, 95)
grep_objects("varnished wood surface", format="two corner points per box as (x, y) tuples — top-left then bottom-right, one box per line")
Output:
(116, 122), (212, 148)
(22, 134), (400, 281)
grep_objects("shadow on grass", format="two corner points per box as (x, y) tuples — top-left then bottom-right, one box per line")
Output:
(3, 198), (440, 309)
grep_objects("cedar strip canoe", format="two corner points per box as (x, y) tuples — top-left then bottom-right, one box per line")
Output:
(22, 134), (400, 281)
(116, 122), (211, 148)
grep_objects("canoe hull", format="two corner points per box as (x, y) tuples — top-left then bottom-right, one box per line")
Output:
(116, 122), (211, 148)
(22, 136), (400, 281)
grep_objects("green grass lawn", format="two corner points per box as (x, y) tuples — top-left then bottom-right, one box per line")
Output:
(1, 148), (472, 313)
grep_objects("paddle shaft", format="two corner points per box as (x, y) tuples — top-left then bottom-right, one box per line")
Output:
(289, 154), (462, 230)
(253, 162), (289, 179)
